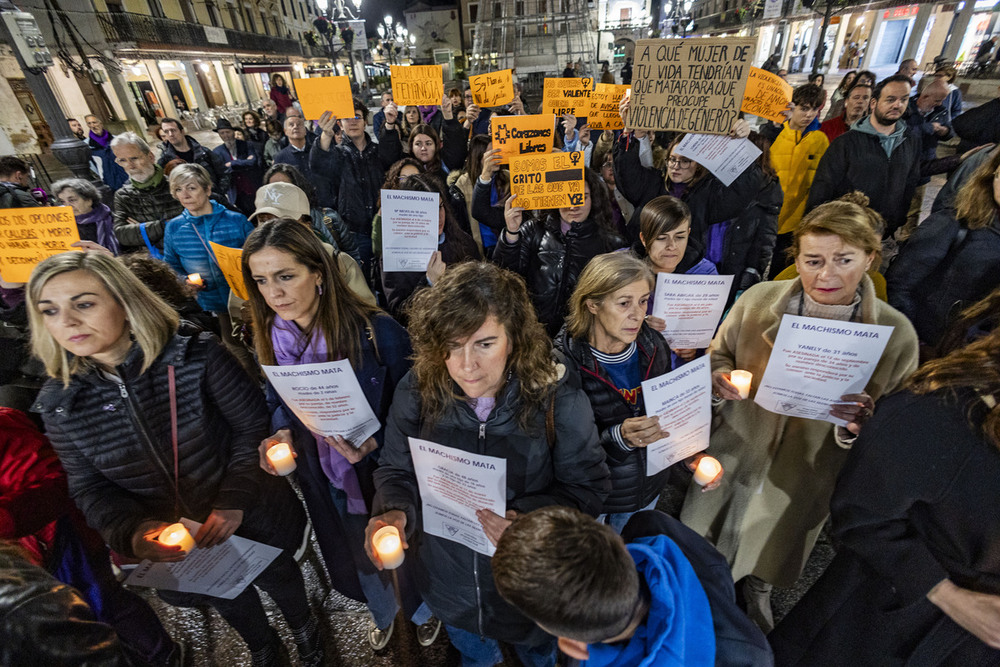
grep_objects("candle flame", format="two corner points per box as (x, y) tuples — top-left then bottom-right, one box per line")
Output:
(377, 535), (401, 554)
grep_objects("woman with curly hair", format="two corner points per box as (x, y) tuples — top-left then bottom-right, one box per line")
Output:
(494, 167), (628, 336)
(365, 261), (610, 667)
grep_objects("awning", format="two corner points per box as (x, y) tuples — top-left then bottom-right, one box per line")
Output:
(237, 63), (294, 74)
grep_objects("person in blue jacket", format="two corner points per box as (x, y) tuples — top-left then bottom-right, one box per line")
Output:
(492, 506), (774, 667)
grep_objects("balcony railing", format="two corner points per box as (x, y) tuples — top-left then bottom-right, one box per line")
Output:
(599, 17), (650, 31)
(96, 11), (308, 57)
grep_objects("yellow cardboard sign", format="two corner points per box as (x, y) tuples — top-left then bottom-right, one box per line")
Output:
(391, 65), (444, 106)
(0, 206), (80, 282)
(509, 151), (586, 210)
(740, 67), (793, 123)
(588, 83), (631, 130)
(293, 76), (357, 121)
(541, 77), (594, 116)
(631, 37), (756, 135)
(209, 240), (250, 301)
(470, 69), (515, 107)
(490, 114), (556, 165)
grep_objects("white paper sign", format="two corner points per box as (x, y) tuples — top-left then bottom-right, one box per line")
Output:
(652, 273), (734, 349)
(124, 518), (281, 599)
(409, 437), (506, 557)
(262, 360), (380, 446)
(763, 0), (782, 20)
(673, 134), (762, 187)
(641, 356), (713, 476)
(382, 190), (440, 272)
(754, 315), (894, 425)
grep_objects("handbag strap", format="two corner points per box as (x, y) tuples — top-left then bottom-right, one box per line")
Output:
(545, 390), (556, 450)
(168, 365), (180, 519)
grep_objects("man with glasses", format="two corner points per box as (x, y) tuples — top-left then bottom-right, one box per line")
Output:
(110, 132), (183, 254)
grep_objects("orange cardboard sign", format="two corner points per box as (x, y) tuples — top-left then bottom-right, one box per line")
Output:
(541, 77), (594, 116)
(293, 76), (357, 121)
(470, 69), (515, 107)
(509, 151), (586, 210)
(740, 67), (792, 123)
(209, 240), (250, 301)
(490, 113), (556, 165)
(0, 206), (80, 282)
(588, 83), (631, 130)
(391, 65), (444, 106)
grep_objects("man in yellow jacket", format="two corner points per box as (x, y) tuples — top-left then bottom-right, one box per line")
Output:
(770, 83), (829, 272)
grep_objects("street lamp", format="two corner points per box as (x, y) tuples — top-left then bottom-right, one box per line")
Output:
(377, 17), (408, 66)
(314, 0), (365, 89)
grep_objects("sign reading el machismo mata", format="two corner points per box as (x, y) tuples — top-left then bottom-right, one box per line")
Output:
(630, 37), (755, 135)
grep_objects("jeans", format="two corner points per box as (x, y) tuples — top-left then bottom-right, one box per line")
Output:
(444, 625), (557, 667)
(598, 495), (659, 534)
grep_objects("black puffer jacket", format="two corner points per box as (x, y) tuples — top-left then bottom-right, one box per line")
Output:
(717, 172), (783, 299)
(309, 134), (384, 236)
(492, 215), (627, 336)
(33, 326), (305, 558)
(555, 323), (674, 514)
(373, 360), (610, 643)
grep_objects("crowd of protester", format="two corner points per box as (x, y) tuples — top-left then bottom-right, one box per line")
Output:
(1, 60), (1000, 666)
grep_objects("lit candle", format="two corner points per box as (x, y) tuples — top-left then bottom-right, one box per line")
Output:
(373, 526), (405, 570)
(266, 442), (297, 476)
(730, 370), (753, 399)
(693, 456), (722, 487)
(187, 273), (203, 287)
(158, 522), (195, 552)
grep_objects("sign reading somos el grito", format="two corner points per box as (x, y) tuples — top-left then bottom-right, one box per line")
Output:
(630, 37), (755, 135)
(509, 151), (585, 210)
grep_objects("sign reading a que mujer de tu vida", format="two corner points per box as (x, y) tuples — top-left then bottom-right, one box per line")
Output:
(630, 37), (756, 135)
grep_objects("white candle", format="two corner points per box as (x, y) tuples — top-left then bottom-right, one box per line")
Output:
(373, 526), (405, 570)
(266, 442), (297, 476)
(158, 522), (195, 552)
(187, 273), (204, 287)
(730, 370), (753, 399)
(693, 456), (722, 486)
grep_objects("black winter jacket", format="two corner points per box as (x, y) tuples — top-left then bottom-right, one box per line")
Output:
(555, 324), (674, 514)
(372, 361), (610, 642)
(0, 182), (37, 208)
(158, 136), (231, 195)
(953, 97), (1000, 153)
(806, 128), (921, 237)
(886, 210), (1000, 346)
(492, 215), (627, 336)
(309, 135), (384, 236)
(716, 172), (782, 296)
(377, 117), (469, 173)
(33, 327), (305, 558)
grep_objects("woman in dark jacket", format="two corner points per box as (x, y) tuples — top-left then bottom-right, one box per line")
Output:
(493, 168), (628, 336)
(555, 253), (720, 531)
(381, 173), (480, 323)
(378, 98), (470, 174)
(28, 251), (319, 667)
(242, 219), (427, 650)
(887, 149), (1000, 349)
(366, 262), (610, 667)
(770, 324), (1000, 666)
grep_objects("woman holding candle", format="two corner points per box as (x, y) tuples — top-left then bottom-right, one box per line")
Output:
(555, 253), (721, 534)
(770, 325), (1000, 665)
(28, 251), (323, 667)
(679, 193), (919, 634)
(365, 261), (610, 667)
(241, 219), (428, 650)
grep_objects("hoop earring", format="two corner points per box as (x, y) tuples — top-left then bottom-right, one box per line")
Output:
(317, 283), (323, 296)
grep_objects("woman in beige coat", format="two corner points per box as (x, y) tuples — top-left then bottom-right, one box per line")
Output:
(680, 193), (919, 633)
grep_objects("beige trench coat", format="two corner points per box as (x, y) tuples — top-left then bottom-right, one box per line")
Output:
(679, 276), (918, 587)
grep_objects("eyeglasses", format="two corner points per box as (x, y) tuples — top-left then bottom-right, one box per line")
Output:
(667, 157), (692, 168)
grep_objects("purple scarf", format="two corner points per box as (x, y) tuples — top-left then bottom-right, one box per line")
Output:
(419, 105), (438, 124)
(76, 203), (120, 255)
(88, 130), (111, 148)
(271, 315), (367, 514)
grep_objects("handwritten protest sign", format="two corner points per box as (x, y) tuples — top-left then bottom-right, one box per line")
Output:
(0, 206), (80, 282)
(588, 83), (630, 130)
(293, 76), (356, 121)
(740, 67), (792, 123)
(391, 65), (443, 106)
(541, 77), (594, 116)
(208, 241), (249, 301)
(509, 151), (585, 210)
(490, 114), (555, 164)
(470, 69), (515, 107)
(631, 37), (755, 134)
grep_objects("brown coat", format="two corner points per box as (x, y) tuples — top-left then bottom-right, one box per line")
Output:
(679, 276), (918, 586)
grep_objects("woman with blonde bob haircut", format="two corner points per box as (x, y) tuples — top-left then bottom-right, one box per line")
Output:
(366, 261), (610, 667)
(556, 253), (720, 534)
(681, 192), (919, 634)
(28, 250), (322, 667)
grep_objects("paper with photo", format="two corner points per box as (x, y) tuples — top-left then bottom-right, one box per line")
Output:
(651, 273), (734, 349)
(381, 190), (439, 272)
(672, 133), (762, 187)
(641, 356), (712, 476)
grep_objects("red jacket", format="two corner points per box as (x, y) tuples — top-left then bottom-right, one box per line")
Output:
(820, 114), (849, 143)
(0, 408), (71, 566)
